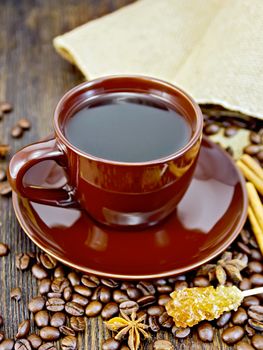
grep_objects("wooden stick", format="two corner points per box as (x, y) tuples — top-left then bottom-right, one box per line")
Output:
(241, 154), (263, 181)
(246, 182), (263, 232)
(237, 160), (263, 195)
(247, 206), (263, 255)
(242, 287), (263, 297)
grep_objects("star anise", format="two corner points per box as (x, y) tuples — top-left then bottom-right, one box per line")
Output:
(105, 311), (150, 350)
(196, 251), (248, 285)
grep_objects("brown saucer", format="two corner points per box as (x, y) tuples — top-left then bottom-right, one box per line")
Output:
(12, 137), (247, 279)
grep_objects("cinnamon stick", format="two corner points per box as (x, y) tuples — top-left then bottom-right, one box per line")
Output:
(237, 160), (263, 195)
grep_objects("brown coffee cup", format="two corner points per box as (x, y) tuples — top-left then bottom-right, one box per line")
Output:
(8, 76), (203, 228)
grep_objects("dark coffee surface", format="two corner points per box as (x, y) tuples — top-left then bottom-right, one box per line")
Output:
(64, 92), (191, 162)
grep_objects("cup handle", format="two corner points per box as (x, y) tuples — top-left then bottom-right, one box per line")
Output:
(8, 137), (77, 207)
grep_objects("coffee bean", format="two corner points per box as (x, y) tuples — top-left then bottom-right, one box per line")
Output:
(155, 278), (168, 286)
(32, 264), (48, 280)
(81, 276), (99, 288)
(224, 126), (238, 137)
(0, 339), (14, 350)
(101, 302), (119, 320)
(11, 287), (22, 301)
(149, 315), (160, 332)
(0, 144), (10, 158)
(59, 326), (75, 337)
(74, 285), (92, 298)
(47, 293), (62, 298)
(248, 318), (263, 331)
(232, 307), (248, 325)
(172, 326), (190, 339)
(85, 301), (103, 317)
(65, 302), (84, 316)
(158, 312), (174, 329)
(112, 290), (128, 304)
(50, 312), (66, 328)
(248, 261), (263, 274)
(251, 249), (262, 261)
(0, 167), (6, 182)
(120, 282), (134, 290)
(0, 243), (9, 256)
(239, 278), (252, 291)
(18, 118), (31, 130)
(252, 334), (263, 350)
(237, 242), (251, 255)
(28, 296), (45, 313)
(63, 287), (72, 301)
(156, 285), (173, 293)
(46, 298), (65, 312)
(61, 336), (77, 350)
(137, 281), (156, 296)
(174, 281), (188, 290)
(216, 311), (232, 328)
(137, 295), (156, 307)
(236, 341), (255, 350)
(153, 340), (174, 350)
(70, 316), (85, 332)
(158, 294), (171, 306)
(192, 276), (210, 287)
(101, 279), (119, 289)
(250, 131), (261, 144)
(11, 125), (23, 138)
(92, 286), (111, 303)
(126, 287), (141, 301)
(39, 254), (57, 270)
(35, 311), (49, 328)
(27, 334), (42, 349)
(40, 327), (60, 341)
(222, 326), (245, 344)
(248, 305), (263, 321)
(147, 305), (165, 317)
(119, 300), (139, 315)
(16, 320), (30, 339)
(54, 266), (65, 278)
(243, 296), (260, 308)
(244, 145), (260, 156)
(0, 181), (11, 196)
(14, 339), (31, 350)
(68, 272), (80, 287)
(16, 253), (30, 270)
(257, 150), (263, 162)
(245, 324), (256, 337)
(39, 342), (57, 350)
(39, 279), (51, 295)
(51, 278), (70, 293)
(71, 294), (89, 306)
(250, 274), (263, 286)
(197, 322), (214, 342)
(102, 338), (120, 350)
(0, 102), (12, 113)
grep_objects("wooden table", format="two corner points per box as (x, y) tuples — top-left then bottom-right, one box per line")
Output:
(0, 1), (233, 348)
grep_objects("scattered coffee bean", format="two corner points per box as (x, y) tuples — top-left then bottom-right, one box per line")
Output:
(244, 144), (260, 156)
(81, 276), (99, 288)
(0, 167), (6, 182)
(224, 126), (238, 137)
(74, 285), (92, 298)
(51, 278), (69, 293)
(11, 125), (23, 138)
(193, 276), (210, 288)
(54, 266), (65, 278)
(71, 293), (89, 306)
(172, 326), (190, 339)
(0, 144), (10, 158)
(85, 301), (103, 317)
(39, 342), (57, 350)
(236, 341), (255, 350)
(222, 326), (245, 344)
(27, 334), (42, 349)
(237, 242), (252, 255)
(248, 261), (263, 274)
(252, 334), (263, 350)
(197, 322), (214, 342)
(65, 302), (84, 316)
(158, 312), (174, 329)
(16, 320), (30, 339)
(248, 318), (263, 331)
(0, 339), (14, 350)
(245, 324), (256, 337)
(112, 290), (128, 304)
(32, 264), (48, 280)
(158, 294), (171, 306)
(39, 254), (57, 270)
(149, 315), (160, 332)
(0, 102), (12, 113)
(14, 339), (31, 350)
(137, 295), (156, 307)
(102, 338), (120, 350)
(59, 326), (75, 337)
(248, 305), (263, 321)
(137, 281), (156, 295)
(101, 279), (119, 289)
(46, 298), (65, 312)
(68, 272), (80, 287)
(16, 253), (30, 270)
(204, 123), (220, 135)
(251, 249), (262, 261)
(39, 327), (60, 341)
(50, 312), (66, 328)
(35, 311), (49, 328)
(250, 131), (261, 144)
(250, 274), (263, 286)
(70, 316), (85, 332)
(28, 296), (45, 313)
(126, 287), (141, 301)
(61, 336), (77, 350)
(153, 339), (174, 350)
(119, 300), (139, 315)
(0, 243), (9, 256)
(11, 287), (22, 301)
(216, 311), (232, 328)
(147, 305), (165, 317)
(0, 181), (11, 196)
(38, 279), (51, 295)
(242, 296), (260, 308)
(156, 285), (173, 293)
(232, 307), (248, 325)
(120, 282), (133, 290)
(257, 150), (263, 162)
(47, 292), (62, 299)
(174, 281), (188, 290)
(101, 302), (119, 320)
(63, 287), (72, 301)
(239, 278), (252, 291)
(18, 118), (31, 130)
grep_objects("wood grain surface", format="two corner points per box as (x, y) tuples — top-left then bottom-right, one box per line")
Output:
(0, 1), (235, 349)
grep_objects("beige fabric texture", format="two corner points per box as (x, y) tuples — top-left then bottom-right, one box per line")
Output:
(53, 0), (263, 120)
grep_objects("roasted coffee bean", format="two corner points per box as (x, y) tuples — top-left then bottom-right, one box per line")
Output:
(204, 123), (220, 135)
(112, 290), (128, 304)
(252, 334), (263, 350)
(70, 316), (85, 332)
(102, 338), (120, 350)
(0, 243), (9, 256)
(216, 311), (232, 328)
(0, 102), (12, 113)
(0, 167), (6, 182)
(237, 242), (251, 255)
(85, 301), (103, 317)
(65, 302), (84, 316)
(156, 285), (173, 293)
(248, 261), (263, 274)
(11, 125), (23, 138)
(248, 318), (263, 331)
(243, 296), (260, 308)
(46, 298), (65, 312)
(232, 307), (248, 325)
(192, 276), (210, 287)
(16, 320), (30, 339)
(250, 131), (261, 144)
(59, 326), (76, 337)
(158, 312), (174, 329)
(197, 322), (214, 342)
(222, 326), (245, 345)
(245, 324), (256, 337)
(149, 315), (160, 332)
(11, 287), (22, 301)
(101, 278), (119, 289)
(0, 181), (11, 196)
(158, 294), (171, 306)
(39, 327), (60, 341)
(0, 144), (10, 158)
(38, 279), (51, 295)
(119, 300), (139, 315)
(137, 295), (156, 307)
(250, 274), (263, 286)
(126, 287), (141, 301)
(101, 302), (119, 320)
(239, 278), (252, 291)
(74, 285), (92, 298)
(257, 150), (263, 162)
(224, 126), (238, 137)
(61, 336), (77, 350)
(18, 118), (31, 130)
(28, 296), (45, 313)
(172, 326), (190, 339)
(244, 144), (260, 156)
(14, 339), (31, 350)
(147, 305), (165, 317)
(50, 312), (66, 328)
(236, 341), (255, 350)
(155, 278), (168, 286)
(39, 343), (57, 350)
(92, 286), (111, 303)
(68, 272), (80, 286)
(35, 311), (49, 328)
(32, 264), (48, 280)
(251, 249), (262, 261)
(54, 266), (65, 278)
(81, 276), (99, 288)
(71, 293), (89, 306)
(248, 305), (263, 321)
(51, 278), (70, 293)
(39, 254), (57, 270)
(174, 281), (188, 290)
(63, 287), (72, 302)
(120, 282), (134, 290)
(27, 334), (42, 349)
(47, 292), (62, 298)
(137, 281), (156, 295)
(153, 340), (174, 350)
(16, 253), (30, 270)
(0, 339), (14, 350)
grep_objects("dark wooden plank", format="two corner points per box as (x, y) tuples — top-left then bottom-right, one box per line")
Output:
(0, 1), (233, 348)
